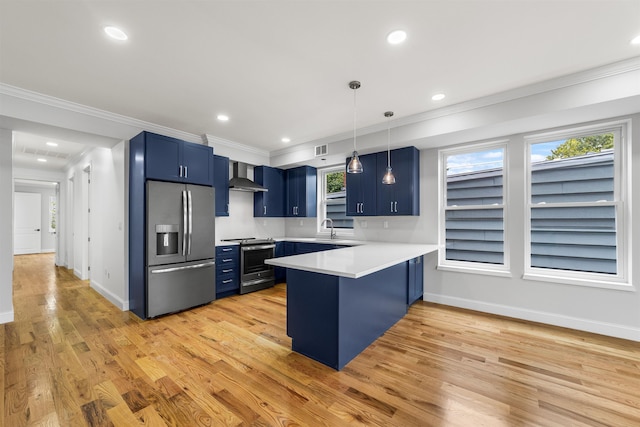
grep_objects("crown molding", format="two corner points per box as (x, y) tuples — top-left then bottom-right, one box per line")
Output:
(0, 83), (201, 143)
(270, 56), (640, 158)
(201, 133), (269, 157)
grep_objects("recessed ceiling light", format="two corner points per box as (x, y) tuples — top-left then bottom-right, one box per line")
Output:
(104, 26), (128, 41)
(631, 34), (640, 45)
(46, 141), (58, 147)
(37, 158), (47, 162)
(281, 137), (291, 143)
(387, 30), (407, 45)
(432, 93), (446, 101)
(217, 114), (229, 122)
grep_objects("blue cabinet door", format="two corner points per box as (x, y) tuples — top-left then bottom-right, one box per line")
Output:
(182, 143), (214, 185)
(254, 166), (285, 217)
(345, 153), (377, 216)
(145, 133), (182, 181)
(376, 146), (420, 216)
(213, 155), (229, 216)
(286, 166), (317, 217)
(144, 131), (213, 185)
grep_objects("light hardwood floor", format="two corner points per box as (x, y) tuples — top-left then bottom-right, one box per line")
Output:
(3, 253), (640, 426)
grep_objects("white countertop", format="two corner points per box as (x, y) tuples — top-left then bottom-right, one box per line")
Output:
(266, 243), (438, 279)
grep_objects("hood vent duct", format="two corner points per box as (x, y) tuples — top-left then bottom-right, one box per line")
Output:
(228, 162), (268, 192)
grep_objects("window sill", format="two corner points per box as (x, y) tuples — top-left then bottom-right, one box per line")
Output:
(522, 272), (635, 292)
(437, 264), (512, 278)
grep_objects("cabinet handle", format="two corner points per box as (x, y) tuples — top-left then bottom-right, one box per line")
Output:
(222, 279), (233, 284)
(222, 269), (233, 273)
(184, 166), (188, 178)
(390, 201), (393, 212)
(222, 247), (232, 252)
(264, 205), (267, 215)
(226, 203), (229, 214)
(357, 203), (360, 213)
(394, 201), (398, 213)
(179, 165), (183, 177)
(222, 258), (233, 262)
(361, 203), (363, 213)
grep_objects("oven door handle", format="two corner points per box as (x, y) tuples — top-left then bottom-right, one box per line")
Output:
(241, 244), (276, 251)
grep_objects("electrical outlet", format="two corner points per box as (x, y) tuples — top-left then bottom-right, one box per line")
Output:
(383, 220), (388, 229)
(360, 220), (367, 228)
(299, 220), (304, 226)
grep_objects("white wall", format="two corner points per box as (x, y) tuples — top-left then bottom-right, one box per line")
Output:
(63, 144), (127, 309)
(0, 128), (14, 323)
(216, 183), (285, 241)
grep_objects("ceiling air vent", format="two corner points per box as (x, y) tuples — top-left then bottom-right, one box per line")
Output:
(314, 144), (328, 157)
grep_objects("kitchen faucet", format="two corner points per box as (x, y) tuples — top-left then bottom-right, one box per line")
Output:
(321, 218), (336, 239)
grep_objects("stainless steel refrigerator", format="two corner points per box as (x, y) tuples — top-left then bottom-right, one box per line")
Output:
(146, 180), (216, 317)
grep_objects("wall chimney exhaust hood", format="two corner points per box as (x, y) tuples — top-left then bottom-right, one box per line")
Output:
(229, 162), (267, 192)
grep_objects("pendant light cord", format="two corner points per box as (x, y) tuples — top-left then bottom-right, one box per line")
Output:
(387, 116), (391, 167)
(353, 87), (357, 152)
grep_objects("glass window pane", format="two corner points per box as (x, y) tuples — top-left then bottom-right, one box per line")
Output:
(446, 148), (503, 206)
(445, 208), (504, 264)
(531, 206), (616, 274)
(530, 133), (614, 204)
(323, 169), (353, 230)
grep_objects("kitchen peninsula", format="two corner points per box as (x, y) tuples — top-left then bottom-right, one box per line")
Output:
(266, 243), (438, 370)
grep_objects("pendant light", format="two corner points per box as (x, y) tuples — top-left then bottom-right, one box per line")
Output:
(382, 111), (396, 184)
(347, 80), (363, 174)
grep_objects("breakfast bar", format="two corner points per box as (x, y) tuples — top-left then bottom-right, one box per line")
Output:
(266, 243), (438, 370)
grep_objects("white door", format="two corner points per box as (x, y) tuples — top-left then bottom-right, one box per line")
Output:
(14, 192), (42, 254)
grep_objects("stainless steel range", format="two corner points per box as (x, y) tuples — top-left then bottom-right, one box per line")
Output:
(221, 237), (275, 294)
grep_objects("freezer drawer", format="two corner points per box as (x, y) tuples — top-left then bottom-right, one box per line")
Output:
(147, 259), (216, 318)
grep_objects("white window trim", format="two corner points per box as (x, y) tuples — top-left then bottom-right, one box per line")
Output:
(317, 165), (354, 238)
(438, 140), (510, 274)
(523, 119), (633, 289)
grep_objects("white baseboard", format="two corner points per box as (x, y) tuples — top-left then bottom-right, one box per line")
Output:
(90, 279), (129, 311)
(41, 248), (55, 253)
(0, 309), (14, 324)
(73, 268), (82, 279)
(423, 293), (640, 342)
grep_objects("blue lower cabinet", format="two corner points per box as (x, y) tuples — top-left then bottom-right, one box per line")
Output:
(407, 256), (424, 305)
(215, 245), (239, 298)
(287, 263), (408, 370)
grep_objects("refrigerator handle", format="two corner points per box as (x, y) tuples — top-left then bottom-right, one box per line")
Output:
(182, 190), (188, 256)
(150, 261), (216, 274)
(187, 190), (193, 255)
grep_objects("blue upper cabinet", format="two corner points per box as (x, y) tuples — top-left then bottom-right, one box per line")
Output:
(286, 166), (317, 217)
(144, 131), (213, 186)
(254, 165), (285, 217)
(376, 146), (420, 216)
(213, 155), (229, 216)
(345, 153), (377, 216)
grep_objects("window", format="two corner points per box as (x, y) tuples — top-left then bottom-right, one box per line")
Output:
(525, 121), (630, 287)
(439, 142), (508, 273)
(319, 166), (353, 233)
(48, 195), (57, 233)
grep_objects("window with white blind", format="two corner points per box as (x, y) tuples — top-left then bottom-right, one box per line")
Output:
(524, 121), (630, 288)
(439, 141), (509, 274)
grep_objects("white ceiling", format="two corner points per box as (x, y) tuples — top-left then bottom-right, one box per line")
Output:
(12, 132), (89, 172)
(1, 1), (639, 167)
